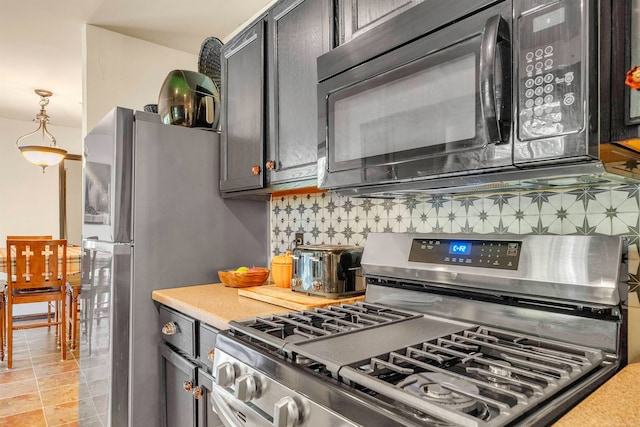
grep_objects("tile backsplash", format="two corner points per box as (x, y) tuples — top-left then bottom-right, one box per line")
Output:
(270, 185), (640, 302)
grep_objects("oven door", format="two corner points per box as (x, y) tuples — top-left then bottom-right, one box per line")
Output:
(318, 1), (513, 190)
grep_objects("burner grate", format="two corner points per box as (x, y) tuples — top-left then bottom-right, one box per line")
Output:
(231, 302), (421, 346)
(340, 325), (605, 426)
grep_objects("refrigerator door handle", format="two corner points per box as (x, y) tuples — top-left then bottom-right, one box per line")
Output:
(83, 239), (132, 254)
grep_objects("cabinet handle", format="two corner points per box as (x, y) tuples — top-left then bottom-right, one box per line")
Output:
(161, 322), (178, 335)
(265, 160), (275, 171)
(251, 164), (261, 175)
(183, 381), (193, 392)
(192, 386), (203, 399)
(208, 349), (215, 361)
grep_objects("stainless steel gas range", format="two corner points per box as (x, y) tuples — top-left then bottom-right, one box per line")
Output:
(211, 234), (628, 427)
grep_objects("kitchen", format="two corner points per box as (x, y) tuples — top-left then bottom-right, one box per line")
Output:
(1, 0), (640, 426)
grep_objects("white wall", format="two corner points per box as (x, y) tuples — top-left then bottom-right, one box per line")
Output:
(83, 25), (199, 135)
(0, 117), (82, 244)
(0, 118), (82, 316)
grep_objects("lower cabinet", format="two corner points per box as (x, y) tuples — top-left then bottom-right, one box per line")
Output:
(159, 305), (223, 427)
(160, 343), (198, 427)
(196, 368), (224, 427)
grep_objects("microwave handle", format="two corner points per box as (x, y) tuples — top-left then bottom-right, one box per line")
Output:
(480, 15), (511, 144)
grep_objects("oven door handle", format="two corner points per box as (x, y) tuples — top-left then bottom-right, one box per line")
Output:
(211, 383), (272, 427)
(479, 14), (511, 144)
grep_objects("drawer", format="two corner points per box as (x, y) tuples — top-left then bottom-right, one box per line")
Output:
(159, 305), (196, 358)
(198, 323), (219, 373)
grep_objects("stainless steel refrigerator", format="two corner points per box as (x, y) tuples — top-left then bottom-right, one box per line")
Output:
(80, 107), (269, 426)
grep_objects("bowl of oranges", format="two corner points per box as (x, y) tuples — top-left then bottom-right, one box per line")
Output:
(218, 266), (270, 288)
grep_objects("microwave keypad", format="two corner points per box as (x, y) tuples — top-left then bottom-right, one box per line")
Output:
(519, 44), (581, 140)
(523, 45), (560, 123)
(517, 1), (583, 142)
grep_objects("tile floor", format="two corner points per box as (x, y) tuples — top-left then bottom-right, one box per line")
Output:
(0, 322), (92, 427)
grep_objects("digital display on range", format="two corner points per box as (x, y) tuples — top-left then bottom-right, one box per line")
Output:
(449, 242), (471, 255)
(408, 238), (522, 271)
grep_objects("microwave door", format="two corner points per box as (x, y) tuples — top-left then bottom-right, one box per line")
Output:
(318, 2), (514, 190)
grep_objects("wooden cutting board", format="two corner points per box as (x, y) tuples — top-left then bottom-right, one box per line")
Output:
(237, 285), (365, 311)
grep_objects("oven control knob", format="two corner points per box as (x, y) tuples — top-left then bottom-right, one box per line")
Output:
(273, 396), (300, 427)
(215, 362), (236, 387)
(234, 374), (259, 402)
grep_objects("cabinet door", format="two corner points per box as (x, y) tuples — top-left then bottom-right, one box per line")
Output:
(160, 343), (197, 427)
(267, 0), (332, 183)
(338, 0), (424, 45)
(220, 19), (266, 192)
(609, 0), (640, 142)
(196, 369), (224, 427)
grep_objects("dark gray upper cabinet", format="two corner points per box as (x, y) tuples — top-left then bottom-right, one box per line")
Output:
(267, 0), (332, 184)
(220, 19), (266, 192)
(608, 0), (640, 142)
(337, 0), (423, 45)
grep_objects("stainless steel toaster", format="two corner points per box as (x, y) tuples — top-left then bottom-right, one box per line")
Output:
(290, 244), (364, 299)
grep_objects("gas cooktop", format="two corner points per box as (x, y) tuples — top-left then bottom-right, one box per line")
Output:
(225, 301), (606, 426)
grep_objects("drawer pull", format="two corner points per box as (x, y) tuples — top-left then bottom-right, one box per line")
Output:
(183, 381), (193, 392)
(208, 349), (215, 361)
(162, 322), (178, 335)
(193, 386), (203, 399)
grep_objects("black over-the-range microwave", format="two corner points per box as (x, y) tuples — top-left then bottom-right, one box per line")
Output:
(317, 0), (634, 197)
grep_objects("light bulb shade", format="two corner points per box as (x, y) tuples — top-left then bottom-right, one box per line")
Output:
(19, 145), (67, 171)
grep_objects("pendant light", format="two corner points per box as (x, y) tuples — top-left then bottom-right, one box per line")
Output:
(16, 89), (67, 172)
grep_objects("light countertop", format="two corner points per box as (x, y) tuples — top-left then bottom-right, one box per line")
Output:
(153, 283), (639, 424)
(152, 283), (291, 330)
(554, 362), (640, 426)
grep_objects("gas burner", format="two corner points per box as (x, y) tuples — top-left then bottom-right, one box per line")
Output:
(397, 372), (479, 412)
(393, 372), (493, 425)
(467, 360), (520, 392)
(487, 360), (513, 379)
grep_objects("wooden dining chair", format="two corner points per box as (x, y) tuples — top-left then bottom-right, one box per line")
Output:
(5, 238), (67, 368)
(1, 235), (54, 361)
(5, 235), (57, 327)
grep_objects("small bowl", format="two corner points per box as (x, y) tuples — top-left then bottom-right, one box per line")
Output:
(218, 267), (270, 288)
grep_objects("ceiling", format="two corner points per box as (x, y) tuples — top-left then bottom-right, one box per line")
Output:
(0, 0), (274, 129)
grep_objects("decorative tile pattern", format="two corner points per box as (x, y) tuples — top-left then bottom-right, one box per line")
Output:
(270, 186), (640, 298)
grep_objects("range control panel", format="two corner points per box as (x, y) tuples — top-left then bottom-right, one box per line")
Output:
(408, 238), (522, 270)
